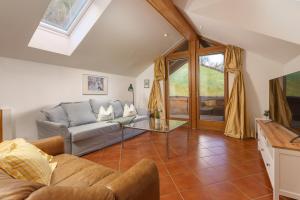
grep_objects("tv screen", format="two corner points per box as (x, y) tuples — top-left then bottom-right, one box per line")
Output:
(269, 71), (300, 135)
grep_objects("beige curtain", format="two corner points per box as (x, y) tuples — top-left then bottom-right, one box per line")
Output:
(269, 79), (292, 127)
(148, 57), (166, 119)
(224, 45), (252, 139)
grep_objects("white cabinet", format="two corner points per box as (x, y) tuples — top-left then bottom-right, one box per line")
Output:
(256, 120), (300, 200)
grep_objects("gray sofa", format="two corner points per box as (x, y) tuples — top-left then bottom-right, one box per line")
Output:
(36, 99), (148, 156)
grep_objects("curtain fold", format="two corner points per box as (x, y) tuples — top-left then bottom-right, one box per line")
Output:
(224, 45), (252, 139)
(269, 79), (292, 127)
(148, 57), (166, 119)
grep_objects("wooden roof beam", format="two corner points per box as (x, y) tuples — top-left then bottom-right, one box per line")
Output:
(147, 0), (198, 40)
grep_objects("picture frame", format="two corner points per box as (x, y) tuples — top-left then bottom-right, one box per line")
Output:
(144, 79), (150, 88)
(82, 74), (108, 95)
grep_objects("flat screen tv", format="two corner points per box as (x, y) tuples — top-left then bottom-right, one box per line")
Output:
(269, 71), (300, 140)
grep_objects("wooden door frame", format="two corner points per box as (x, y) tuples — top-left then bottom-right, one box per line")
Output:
(165, 54), (190, 122)
(197, 46), (228, 131)
(146, 0), (228, 131)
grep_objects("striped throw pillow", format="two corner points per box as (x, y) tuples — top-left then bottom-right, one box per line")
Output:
(0, 138), (57, 185)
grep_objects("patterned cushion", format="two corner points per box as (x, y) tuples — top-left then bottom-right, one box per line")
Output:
(61, 101), (97, 127)
(123, 104), (137, 117)
(41, 106), (69, 127)
(0, 139), (57, 185)
(97, 105), (114, 121)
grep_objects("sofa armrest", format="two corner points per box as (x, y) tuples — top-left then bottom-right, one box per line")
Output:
(32, 136), (64, 156)
(106, 159), (159, 200)
(27, 185), (114, 200)
(36, 120), (71, 154)
(36, 120), (70, 137)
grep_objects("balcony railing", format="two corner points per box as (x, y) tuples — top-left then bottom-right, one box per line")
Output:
(168, 96), (225, 121)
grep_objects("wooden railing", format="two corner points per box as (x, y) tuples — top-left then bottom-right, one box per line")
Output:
(168, 96), (225, 117)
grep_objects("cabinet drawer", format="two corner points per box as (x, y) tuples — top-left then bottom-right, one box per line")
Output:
(260, 144), (274, 188)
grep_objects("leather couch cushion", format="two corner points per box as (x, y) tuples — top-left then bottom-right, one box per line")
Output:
(0, 138), (57, 185)
(0, 169), (44, 200)
(51, 154), (115, 187)
(68, 122), (120, 142)
(61, 101), (97, 127)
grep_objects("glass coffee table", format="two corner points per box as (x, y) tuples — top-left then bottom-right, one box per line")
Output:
(120, 118), (190, 158)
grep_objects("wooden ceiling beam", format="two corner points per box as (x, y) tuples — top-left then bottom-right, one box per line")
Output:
(147, 0), (198, 40)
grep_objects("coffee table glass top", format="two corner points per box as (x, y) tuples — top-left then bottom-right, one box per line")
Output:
(124, 118), (188, 133)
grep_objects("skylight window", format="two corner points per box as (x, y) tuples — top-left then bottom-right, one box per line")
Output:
(41, 0), (92, 35)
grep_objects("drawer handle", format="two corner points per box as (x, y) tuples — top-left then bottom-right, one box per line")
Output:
(266, 163), (270, 167)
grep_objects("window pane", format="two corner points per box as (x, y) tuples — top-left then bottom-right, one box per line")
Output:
(199, 54), (225, 121)
(42, 0), (88, 31)
(168, 59), (189, 120)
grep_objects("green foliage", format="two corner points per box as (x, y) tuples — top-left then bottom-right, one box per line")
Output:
(43, 0), (78, 28)
(169, 64), (189, 96)
(200, 66), (224, 96)
(286, 72), (300, 97)
(169, 64), (224, 97)
(264, 110), (270, 117)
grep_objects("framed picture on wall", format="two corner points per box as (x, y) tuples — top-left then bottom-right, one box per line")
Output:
(144, 79), (150, 88)
(82, 75), (108, 95)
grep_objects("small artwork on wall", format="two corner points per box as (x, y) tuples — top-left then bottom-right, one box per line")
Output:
(144, 79), (150, 88)
(82, 74), (108, 95)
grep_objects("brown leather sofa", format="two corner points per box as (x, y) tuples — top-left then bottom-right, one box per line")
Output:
(0, 136), (160, 200)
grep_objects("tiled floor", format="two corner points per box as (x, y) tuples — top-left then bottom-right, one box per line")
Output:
(83, 127), (293, 200)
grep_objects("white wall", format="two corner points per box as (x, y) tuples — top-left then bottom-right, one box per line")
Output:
(0, 57), (134, 140)
(243, 51), (283, 128)
(284, 54), (300, 75)
(135, 64), (154, 111)
(135, 51), (283, 130)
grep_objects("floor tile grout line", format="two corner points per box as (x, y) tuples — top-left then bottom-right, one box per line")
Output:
(150, 132), (185, 200)
(85, 128), (268, 200)
(251, 193), (273, 200)
(227, 181), (254, 200)
(152, 128), (268, 200)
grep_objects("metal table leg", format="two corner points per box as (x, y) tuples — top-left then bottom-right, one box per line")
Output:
(121, 126), (125, 148)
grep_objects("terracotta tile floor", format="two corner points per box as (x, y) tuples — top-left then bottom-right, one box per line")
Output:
(83, 127), (294, 200)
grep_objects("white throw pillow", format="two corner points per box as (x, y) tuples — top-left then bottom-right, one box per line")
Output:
(97, 105), (114, 121)
(123, 104), (137, 117)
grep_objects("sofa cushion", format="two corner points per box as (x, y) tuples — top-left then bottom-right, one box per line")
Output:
(110, 100), (124, 118)
(61, 101), (97, 127)
(51, 154), (115, 187)
(42, 106), (69, 127)
(68, 122), (120, 142)
(97, 105), (114, 121)
(123, 104), (137, 117)
(0, 169), (44, 200)
(90, 99), (110, 115)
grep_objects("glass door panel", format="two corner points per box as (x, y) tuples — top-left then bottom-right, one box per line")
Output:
(168, 58), (189, 120)
(199, 53), (225, 121)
